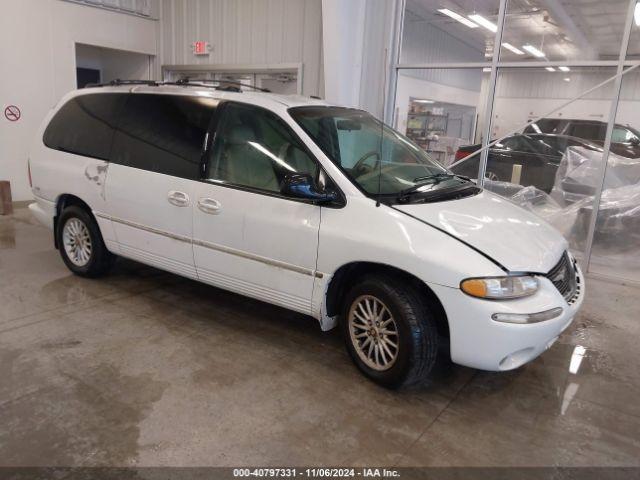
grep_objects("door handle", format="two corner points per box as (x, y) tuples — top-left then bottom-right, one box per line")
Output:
(198, 197), (221, 214)
(168, 190), (190, 207)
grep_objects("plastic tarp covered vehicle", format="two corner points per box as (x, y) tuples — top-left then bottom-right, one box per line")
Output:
(484, 145), (640, 257)
(550, 146), (640, 205)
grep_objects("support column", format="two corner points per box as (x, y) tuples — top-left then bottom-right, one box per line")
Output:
(321, 0), (367, 108)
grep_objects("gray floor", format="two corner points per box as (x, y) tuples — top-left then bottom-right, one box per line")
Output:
(1, 206), (640, 467)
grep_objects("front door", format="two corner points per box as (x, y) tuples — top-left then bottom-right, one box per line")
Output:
(193, 102), (322, 314)
(104, 92), (218, 279)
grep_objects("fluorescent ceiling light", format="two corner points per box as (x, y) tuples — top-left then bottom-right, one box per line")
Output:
(523, 44), (546, 58)
(635, 3), (640, 26)
(546, 67), (556, 72)
(468, 14), (497, 32)
(438, 8), (479, 28)
(559, 66), (571, 72)
(502, 43), (524, 55)
(564, 77), (571, 82)
(414, 99), (435, 103)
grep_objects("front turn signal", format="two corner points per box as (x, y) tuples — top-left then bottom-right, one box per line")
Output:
(460, 276), (539, 300)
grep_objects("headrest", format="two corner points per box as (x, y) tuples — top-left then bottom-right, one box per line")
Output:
(226, 125), (255, 145)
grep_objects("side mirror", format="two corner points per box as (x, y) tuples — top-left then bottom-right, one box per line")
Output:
(281, 173), (338, 203)
(630, 137), (640, 146)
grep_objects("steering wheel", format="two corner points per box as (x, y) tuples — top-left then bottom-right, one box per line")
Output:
(352, 151), (381, 177)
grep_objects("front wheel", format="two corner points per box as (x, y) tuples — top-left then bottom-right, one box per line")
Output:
(340, 275), (439, 389)
(57, 206), (113, 278)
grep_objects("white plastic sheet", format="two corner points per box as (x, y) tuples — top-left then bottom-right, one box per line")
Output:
(551, 146), (640, 206)
(485, 147), (640, 255)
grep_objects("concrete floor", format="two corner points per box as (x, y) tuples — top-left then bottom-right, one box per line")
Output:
(1, 206), (640, 468)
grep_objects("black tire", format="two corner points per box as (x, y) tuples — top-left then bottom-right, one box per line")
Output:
(340, 274), (439, 389)
(56, 205), (113, 278)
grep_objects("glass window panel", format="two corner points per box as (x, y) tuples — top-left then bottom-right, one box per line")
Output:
(400, 1), (500, 65)
(589, 63), (640, 282)
(500, 0), (628, 62)
(479, 66), (618, 266)
(395, 68), (487, 168)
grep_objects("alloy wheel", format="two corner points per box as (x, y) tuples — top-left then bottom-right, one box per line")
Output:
(348, 295), (399, 371)
(62, 218), (93, 267)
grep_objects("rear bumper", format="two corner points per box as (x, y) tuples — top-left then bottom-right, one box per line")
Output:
(430, 265), (585, 371)
(28, 196), (55, 230)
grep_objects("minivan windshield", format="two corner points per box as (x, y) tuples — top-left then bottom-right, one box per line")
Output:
(289, 106), (478, 202)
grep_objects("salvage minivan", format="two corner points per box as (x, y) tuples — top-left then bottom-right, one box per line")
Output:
(28, 82), (584, 388)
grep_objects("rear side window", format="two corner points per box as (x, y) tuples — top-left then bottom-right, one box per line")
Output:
(567, 123), (607, 141)
(111, 94), (218, 179)
(43, 93), (127, 160)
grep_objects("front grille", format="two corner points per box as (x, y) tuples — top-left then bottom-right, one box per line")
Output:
(546, 252), (578, 303)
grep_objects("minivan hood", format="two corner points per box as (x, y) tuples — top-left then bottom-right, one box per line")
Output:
(394, 190), (566, 273)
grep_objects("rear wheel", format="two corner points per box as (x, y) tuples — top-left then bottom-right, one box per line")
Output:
(341, 275), (439, 389)
(57, 206), (113, 277)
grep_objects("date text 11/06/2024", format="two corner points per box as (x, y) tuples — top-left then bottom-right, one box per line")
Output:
(232, 468), (401, 478)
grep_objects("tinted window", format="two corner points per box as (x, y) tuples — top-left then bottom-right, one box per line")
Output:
(529, 136), (572, 155)
(499, 136), (537, 153)
(43, 93), (127, 160)
(111, 94), (217, 179)
(523, 119), (563, 134)
(567, 123), (607, 141)
(207, 103), (319, 193)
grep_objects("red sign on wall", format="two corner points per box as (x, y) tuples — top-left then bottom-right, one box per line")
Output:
(193, 41), (209, 56)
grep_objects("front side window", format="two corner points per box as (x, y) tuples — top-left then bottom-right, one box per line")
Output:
(110, 94), (217, 179)
(290, 106), (478, 203)
(612, 126), (640, 144)
(43, 93), (127, 160)
(207, 103), (319, 193)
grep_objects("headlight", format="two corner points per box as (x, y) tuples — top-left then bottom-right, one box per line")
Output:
(460, 275), (539, 299)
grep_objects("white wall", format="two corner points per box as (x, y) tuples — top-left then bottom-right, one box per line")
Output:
(159, 0), (323, 96)
(0, 0), (158, 201)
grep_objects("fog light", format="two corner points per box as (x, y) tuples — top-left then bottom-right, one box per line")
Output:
(492, 307), (563, 324)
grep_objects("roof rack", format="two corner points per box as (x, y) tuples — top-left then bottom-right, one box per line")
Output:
(83, 78), (271, 93)
(85, 79), (159, 88)
(172, 77), (271, 93)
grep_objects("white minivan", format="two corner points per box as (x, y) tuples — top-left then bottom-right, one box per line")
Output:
(29, 82), (584, 388)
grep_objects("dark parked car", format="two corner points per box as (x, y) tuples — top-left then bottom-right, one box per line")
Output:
(523, 118), (640, 159)
(451, 134), (601, 193)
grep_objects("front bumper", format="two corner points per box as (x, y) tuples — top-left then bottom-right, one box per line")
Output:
(430, 264), (585, 371)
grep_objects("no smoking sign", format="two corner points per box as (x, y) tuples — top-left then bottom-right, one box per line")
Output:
(4, 105), (21, 122)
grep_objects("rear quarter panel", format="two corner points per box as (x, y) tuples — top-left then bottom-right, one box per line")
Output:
(28, 92), (116, 247)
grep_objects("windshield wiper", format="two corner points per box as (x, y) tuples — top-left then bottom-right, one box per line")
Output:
(413, 172), (471, 183)
(398, 173), (470, 200)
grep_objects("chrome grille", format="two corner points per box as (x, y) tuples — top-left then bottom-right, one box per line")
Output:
(546, 252), (578, 302)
